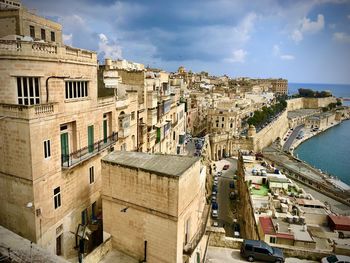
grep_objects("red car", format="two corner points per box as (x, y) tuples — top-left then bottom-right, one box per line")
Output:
(223, 164), (229, 170)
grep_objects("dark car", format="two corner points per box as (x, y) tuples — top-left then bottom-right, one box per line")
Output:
(240, 239), (284, 263)
(229, 181), (235, 188)
(212, 202), (218, 210)
(223, 164), (230, 170)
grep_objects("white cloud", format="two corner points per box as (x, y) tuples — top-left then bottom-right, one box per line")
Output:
(225, 49), (247, 63)
(98, 33), (122, 60)
(273, 44), (295, 60)
(62, 33), (73, 46)
(291, 14), (325, 43)
(300, 14), (325, 33)
(292, 29), (303, 42)
(333, 32), (350, 43)
(280, 55), (295, 60)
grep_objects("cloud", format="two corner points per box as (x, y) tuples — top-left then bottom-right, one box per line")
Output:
(225, 49), (247, 63)
(98, 33), (122, 60)
(280, 55), (295, 60)
(333, 32), (350, 43)
(292, 14), (325, 43)
(62, 33), (73, 46)
(273, 44), (295, 60)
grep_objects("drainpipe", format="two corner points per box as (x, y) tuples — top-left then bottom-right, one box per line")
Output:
(45, 76), (70, 103)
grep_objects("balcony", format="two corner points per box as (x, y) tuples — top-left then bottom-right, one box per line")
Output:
(61, 132), (118, 168)
(0, 40), (96, 63)
(183, 204), (210, 256)
(0, 103), (58, 120)
(139, 123), (147, 144)
(118, 113), (131, 138)
(146, 91), (158, 108)
(115, 96), (129, 110)
(147, 108), (158, 126)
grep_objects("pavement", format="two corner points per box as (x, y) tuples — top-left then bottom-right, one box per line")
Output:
(205, 246), (319, 263)
(99, 250), (138, 263)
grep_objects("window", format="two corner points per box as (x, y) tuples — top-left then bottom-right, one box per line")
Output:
(89, 166), (94, 184)
(65, 81), (88, 99)
(41, 28), (46, 41)
(29, 25), (35, 38)
(131, 111), (135, 120)
(50, 31), (55, 42)
(270, 237), (276, 243)
(222, 124), (224, 128)
(17, 77), (40, 105)
(81, 209), (88, 225)
(222, 117), (224, 121)
(54, 187), (61, 209)
(44, 140), (51, 158)
(230, 123), (233, 128)
(254, 247), (268, 254)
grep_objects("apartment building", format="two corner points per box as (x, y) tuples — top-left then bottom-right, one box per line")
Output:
(0, 5), (117, 259)
(101, 151), (209, 263)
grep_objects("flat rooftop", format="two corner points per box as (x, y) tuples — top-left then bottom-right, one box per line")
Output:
(102, 151), (200, 178)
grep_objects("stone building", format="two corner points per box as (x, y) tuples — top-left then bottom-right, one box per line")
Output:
(101, 151), (209, 263)
(305, 112), (336, 130)
(0, 5), (118, 259)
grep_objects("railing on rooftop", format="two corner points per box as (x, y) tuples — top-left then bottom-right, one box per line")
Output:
(0, 40), (96, 63)
(61, 132), (118, 168)
(183, 204), (210, 255)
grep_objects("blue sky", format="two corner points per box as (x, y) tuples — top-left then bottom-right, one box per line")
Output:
(23, 0), (350, 84)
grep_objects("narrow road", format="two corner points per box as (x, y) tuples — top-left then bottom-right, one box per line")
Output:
(216, 159), (237, 237)
(282, 124), (303, 151)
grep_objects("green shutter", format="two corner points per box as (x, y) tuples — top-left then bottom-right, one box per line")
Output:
(88, 125), (94, 153)
(60, 133), (69, 162)
(103, 120), (108, 143)
(156, 127), (161, 143)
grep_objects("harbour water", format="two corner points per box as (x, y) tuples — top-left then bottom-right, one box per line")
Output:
(290, 83), (350, 185)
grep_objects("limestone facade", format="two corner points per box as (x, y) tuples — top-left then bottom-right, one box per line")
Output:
(101, 152), (208, 263)
(0, 34), (116, 258)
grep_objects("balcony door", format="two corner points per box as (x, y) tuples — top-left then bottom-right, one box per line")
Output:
(60, 133), (69, 162)
(88, 125), (94, 153)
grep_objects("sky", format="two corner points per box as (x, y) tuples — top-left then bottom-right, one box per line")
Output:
(23, 0), (350, 84)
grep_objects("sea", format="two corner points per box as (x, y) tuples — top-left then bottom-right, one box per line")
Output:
(289, 83), (350, 185)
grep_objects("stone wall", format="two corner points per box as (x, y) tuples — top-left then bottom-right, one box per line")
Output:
(253, 110), (289, 152)
(83, 235), (112, 263)
(236, 153), (260, 240)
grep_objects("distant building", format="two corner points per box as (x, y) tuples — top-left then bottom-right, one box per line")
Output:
(101, 151), (209, 263)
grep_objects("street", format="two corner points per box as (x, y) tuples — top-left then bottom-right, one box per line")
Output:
(282, 125), (303, 152)
(214, 158), (238, 237)
(205, 247), (319, 263)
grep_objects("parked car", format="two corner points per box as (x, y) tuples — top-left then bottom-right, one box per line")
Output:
(212, 202), (218, 210)
(223, 164), (229, 170)
(211, 195), (217, 202)
(229, 181), (235, 188)
(217, 171), (223, 177)
(321, 255), (350, 263)
(211, 209), (218, 218)
(240, 239), (284, 263)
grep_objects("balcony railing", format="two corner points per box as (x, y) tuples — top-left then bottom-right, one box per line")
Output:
(61, 132), (118, 168)
(183, 204), (210, 256)
(0, 103), (57, 119)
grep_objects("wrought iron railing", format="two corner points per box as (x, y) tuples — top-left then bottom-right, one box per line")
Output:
(61, 132), (118, 168)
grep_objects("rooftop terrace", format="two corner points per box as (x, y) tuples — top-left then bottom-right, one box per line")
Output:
(102, 151), (200, 178)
